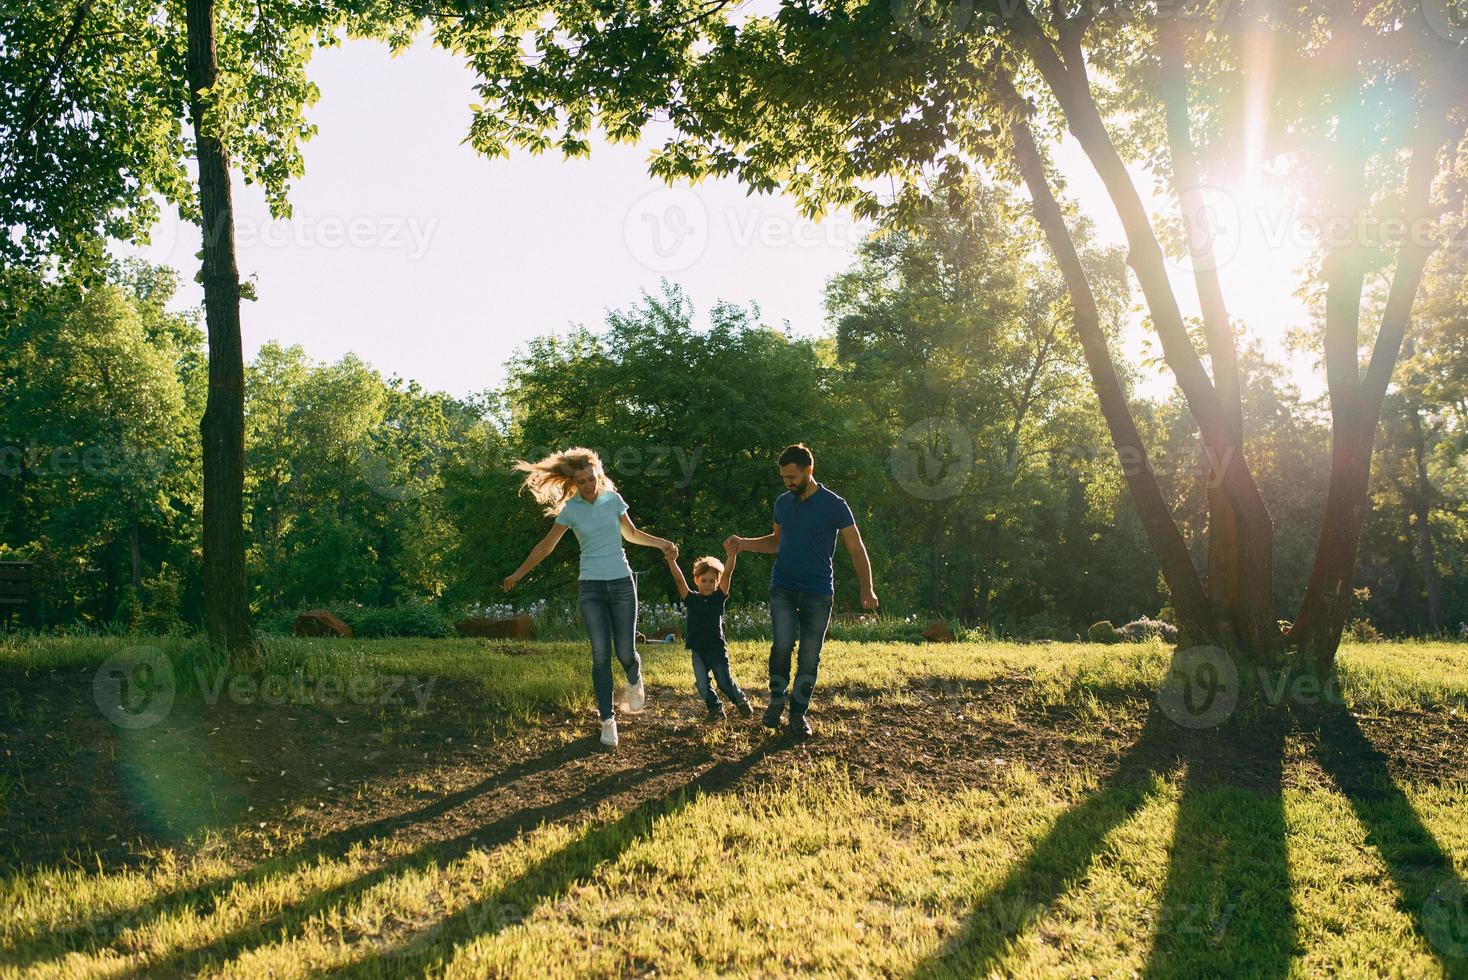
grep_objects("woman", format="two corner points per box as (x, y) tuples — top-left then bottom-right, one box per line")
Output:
(503, 447), (678, 747)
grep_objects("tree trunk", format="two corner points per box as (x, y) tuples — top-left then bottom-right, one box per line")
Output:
(186, 0), (259, 667)
(929, 507), (942, 615)
(1409, 404), (1443, 633)
(1290, 115), (1448, 668)
(1022, 25), (1283, 658)
(1000, 72), (1213, 638)
(129, 517), (142, 591)
(1157, 16), (1277, 655)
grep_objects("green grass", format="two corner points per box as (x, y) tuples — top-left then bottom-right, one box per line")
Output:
(1, 636), (1466, 977)
(5, 632), (1463, 715)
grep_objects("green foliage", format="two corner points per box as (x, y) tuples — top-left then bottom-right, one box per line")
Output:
(0, 261), (203, 630)
(259, 600), (455, 639)
(443, 281), (850, 609)
(1088, 620), (1122, 644)
(0, 0), (421, 273)
(112, 586), (143, 635)
(138, 563), (187, 635)
(343, 599), (456, 640)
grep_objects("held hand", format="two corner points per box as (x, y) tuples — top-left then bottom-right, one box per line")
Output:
(662, 541), (679, 562)
(723, 536), (742, 555)
(502, 573), (520, 592)
(861, 588), (879, 611)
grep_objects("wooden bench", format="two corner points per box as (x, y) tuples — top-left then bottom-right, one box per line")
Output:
(0, 561), (33, 627)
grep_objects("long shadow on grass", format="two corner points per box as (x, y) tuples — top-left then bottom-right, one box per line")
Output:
(328, 739), (793, 976)
(912, 690), (1299, 977)
(128, 748), (700, 976)
(915, 660), (1468, 978)
(1142, 710), (1294, 978)
(1303, 701), (1468, 977)
(7, 734), (601, 971)
(910, 705), (1182, 978)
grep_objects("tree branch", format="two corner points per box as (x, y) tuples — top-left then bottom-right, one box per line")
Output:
(1156, 12), (1242, 444)
(8, 0), (94, 164)
(1359, 116), (1457, 433)
(996, 65), (1213, 629)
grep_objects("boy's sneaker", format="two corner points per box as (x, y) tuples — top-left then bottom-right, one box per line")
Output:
(626, 678), (646, 712)
(788, 712), (814, 739)
(735, 700), (755, 719)
(706, 704), (727, 722)
(600, 718), (619, 747)
(761, 699), (785, 730)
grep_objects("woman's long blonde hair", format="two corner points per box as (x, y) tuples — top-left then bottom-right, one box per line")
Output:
(513, 447), (616, 515)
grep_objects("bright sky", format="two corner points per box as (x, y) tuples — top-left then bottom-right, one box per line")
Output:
(115, 34), (1319, 405)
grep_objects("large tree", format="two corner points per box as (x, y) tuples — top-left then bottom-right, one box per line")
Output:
(0, 0), (422, 660)
(438, 0), (1467, 667)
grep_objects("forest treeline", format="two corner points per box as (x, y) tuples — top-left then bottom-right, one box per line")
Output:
(2, 188), (1462, 639)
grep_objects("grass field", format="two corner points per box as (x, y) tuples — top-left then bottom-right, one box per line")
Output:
(1, 635), (1466, 977)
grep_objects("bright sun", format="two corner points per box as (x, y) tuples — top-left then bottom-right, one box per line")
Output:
(1171, 177), (1310, 356)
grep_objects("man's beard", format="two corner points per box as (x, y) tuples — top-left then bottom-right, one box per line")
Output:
(789, 475), (812, 496)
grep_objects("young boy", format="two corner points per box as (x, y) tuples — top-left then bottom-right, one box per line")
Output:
(665, 547), (754, 720)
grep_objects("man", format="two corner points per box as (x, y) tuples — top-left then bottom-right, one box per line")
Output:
(725, 443), (878, 738)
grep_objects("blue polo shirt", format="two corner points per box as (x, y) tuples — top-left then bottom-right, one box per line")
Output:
(555, 490), (634, 581)
(771, 485), (855, 595)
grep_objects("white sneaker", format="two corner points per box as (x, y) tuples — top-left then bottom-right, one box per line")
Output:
(600, 718), (619, 747)
(626, 677), (646, 712)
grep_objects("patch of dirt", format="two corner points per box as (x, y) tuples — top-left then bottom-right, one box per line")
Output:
(1, 668), (1465, 881)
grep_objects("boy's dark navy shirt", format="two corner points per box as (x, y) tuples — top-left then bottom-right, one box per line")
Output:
(684, 589), (727, 652)
(771, 485), (855, 595)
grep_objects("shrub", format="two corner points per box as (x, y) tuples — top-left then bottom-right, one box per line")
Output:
(1118, 617), (1178, 644)
(139, 564), (187, 635)
(259, 599), (454, 638)
(346, 600), (455, 639)
(1344, 618), (1384, 643)
(1088, 620), (1122, 644)
(112, 585), (142, 635)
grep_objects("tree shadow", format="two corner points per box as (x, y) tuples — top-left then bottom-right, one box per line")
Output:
(1141, 711), (1295, 978)
(910, 706), (1184, 978)
(10, 733), (601, 970)
(132, 747), (707, 975)
(330, 740), (792, 976)
(915, 659), (1467, 979)
(0, 670), (528, 877)
(1302, 701), (1468, 977)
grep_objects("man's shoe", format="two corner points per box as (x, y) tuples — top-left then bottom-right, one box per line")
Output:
(600, 718), (619, 747)
(735, 700), (755, 719)
(706, 704), (727, 722)
(761, 699), (785, 730)
(626, 678), (646, 712)
(788, 712), (813, 739)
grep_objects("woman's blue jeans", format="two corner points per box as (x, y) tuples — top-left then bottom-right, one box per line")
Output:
(578, 576), (641, 721)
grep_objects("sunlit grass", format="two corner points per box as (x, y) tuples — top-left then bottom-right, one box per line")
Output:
(1, 636), (1465, 977)
(3, 764), (1464, 977)
(4, 634), (1462, 715)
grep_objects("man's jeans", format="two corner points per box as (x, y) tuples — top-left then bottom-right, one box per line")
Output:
(579, 576), (642, 721)
(768, 584), (834, 715)
(692, 647), (747, 710)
